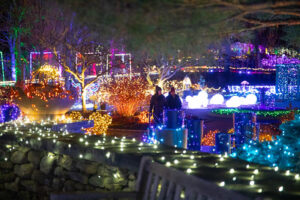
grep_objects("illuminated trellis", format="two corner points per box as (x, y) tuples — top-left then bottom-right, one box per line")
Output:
(29, 51), (62, 79)
(276, 64), (300, 100)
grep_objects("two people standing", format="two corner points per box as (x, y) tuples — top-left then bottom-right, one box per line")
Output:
(149, 86), (181, 125)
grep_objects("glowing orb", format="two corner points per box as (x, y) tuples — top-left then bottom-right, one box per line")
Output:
(185, 90), (208, 108)
(245, 94), (257, 105)
(226, 96), (242, 108)
(210, 94), (224, 105)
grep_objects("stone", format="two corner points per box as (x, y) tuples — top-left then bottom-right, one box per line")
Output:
(0, 191), (14, 199)
(88, 175), (103, 187)
(18, 147), (31, 153)
(76, 160), (98, 175)
(10, 150), (28, 164)
(4, 177), (19, 192)
(85, 185), (95, 191)
(112, 171), (127, 186)
(129, 174), (135, 180)
(63, 180), (76, 191)
(52, 178), (62, 191)
(40, 153), (56, 175)
(54, 166), (65, 177)
(0, 161), (13, 169)
(0, 172), (15, 183)
(128, 180), (136, 190)
(67, 172), (88, 184)
(17, 191), (31, 200)
(97, 165), (111, 177)
(74, 182), (85, 190)
(57, 155), (73, 171)
(20, 180), (38, 192)
(31, 170), (46, 184)
(28, 150), (43, 166)
(102, 177), (113, 190)
(14, 163), (34, 178)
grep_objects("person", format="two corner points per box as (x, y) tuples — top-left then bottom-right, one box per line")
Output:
(149, 86), (166, 125)
(166, 87), (182, 110)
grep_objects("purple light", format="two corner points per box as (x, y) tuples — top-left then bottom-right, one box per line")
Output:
(261, 55), (300, 67)
(0, 104), (20, 123)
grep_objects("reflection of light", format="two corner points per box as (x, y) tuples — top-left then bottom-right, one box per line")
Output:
(210, 94), (224, 105)
(164, 93), (168, 97)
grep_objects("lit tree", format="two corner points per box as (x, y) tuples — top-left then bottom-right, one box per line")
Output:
(27, 1), (108, 112)
(101, 77), (150, 117)
(0, 0), (31, 82)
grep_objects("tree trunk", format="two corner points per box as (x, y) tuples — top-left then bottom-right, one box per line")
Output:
(9, 36), (16, 81)
(81, 86), (87, 113)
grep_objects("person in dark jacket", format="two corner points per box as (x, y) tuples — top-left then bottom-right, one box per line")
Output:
(166, 87), (182, 110)
(149, 86), (166, 125)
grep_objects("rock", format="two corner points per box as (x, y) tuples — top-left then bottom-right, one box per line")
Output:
(67, 172), (88, 184)
(110, 166), (119, 173)
(63, 180), (76, 191)
(4, 177), (19, 192)
(88, 175), (103, 187)
(40, 153), (56, 175)
(97, 165), (111, 177)
(0, 172), (15, 183)
(14, 163), (34, 178)
(129, 174), (135, 180)
(76, 160), (98, 175)
(112, 171), (127, 186)
(52, 178), (63, 191)
(20, 180), (38, 192)
(0, 191), (14, 199)
(18, 147), (30, 153)
(31, 170), (46, 184)
(54, 166), (65, 177)
(102, 177), (113, 190)
(10, 150), (28, 164)
(74, 182), (85, 190)
(85, 185), (95, 191)
(16, 191), (31, 200)
(52, 178), (62, 191)
(28, 150), (43, 166)
(57, 155), (73, 171)
(0, 161), (13, 169)
(128, 180), (136, 190)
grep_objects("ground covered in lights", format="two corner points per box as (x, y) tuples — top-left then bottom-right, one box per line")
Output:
(1, 121), (300, 199)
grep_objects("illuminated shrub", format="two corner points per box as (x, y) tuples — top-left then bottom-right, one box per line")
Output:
(68, 111), (82, 121)
(87, 112), (112, 135)
(103, 77), (150, 117)
(137, 111), (152, 124)
(201, 130), (219, 146)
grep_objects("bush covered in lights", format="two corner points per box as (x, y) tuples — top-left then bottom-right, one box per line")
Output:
(0, 104), (20, 123)
(86, 112), (112, 135)
(235, 118), (300, 171)
(68, 111), (82, 121)
(102, 77), (150, 117)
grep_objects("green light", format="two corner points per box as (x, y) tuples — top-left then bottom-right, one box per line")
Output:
(212, 109), (293, 117)
(0, 52), (5, 82)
